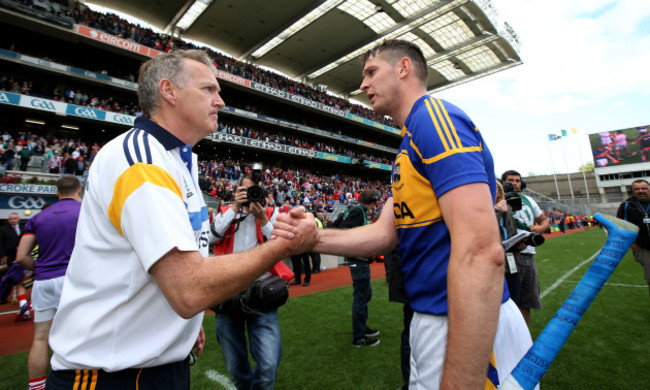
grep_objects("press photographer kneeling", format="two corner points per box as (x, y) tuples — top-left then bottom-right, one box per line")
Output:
(211, 167), (286, 390)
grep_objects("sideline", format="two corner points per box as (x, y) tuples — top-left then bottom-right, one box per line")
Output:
(540, 249), (600, 299)
(563, 281), (647, 288)
(205, 369), (237, 390)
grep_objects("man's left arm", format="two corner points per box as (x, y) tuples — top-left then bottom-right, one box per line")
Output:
(530, 200), (550, 234)
(16, 234), (37, 270)
(439, 182), (505, 389)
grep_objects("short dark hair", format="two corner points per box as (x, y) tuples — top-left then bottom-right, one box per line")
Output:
(632, 179), (649, 186)
(501, 170), (522, 182)
(57, 176), (80, 197)
(361, 39), (428, 86)
(360, 189), (380, 205)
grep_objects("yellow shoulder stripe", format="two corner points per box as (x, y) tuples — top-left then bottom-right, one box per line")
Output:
(424, 98), (451, 151)
(405, 126), (482, 165)
(421, 144), (483, 164)
(108, 163), (182, 236)
(431, 97), (464, 149)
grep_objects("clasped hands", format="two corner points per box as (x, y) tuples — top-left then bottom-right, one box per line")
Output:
(272, 207), (319, 254)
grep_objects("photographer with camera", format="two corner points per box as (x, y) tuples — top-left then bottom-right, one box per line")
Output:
(494, 181), (522, 306)
(502, 170), (550, 327)
(212, 168), (283, 390)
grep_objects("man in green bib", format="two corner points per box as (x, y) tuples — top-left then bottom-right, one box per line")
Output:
(502, 170), (550, 327)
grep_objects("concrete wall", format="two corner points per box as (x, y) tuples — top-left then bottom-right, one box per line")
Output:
(524, 171), (598, 200)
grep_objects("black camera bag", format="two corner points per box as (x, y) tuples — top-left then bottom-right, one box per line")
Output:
(255, 275), (289, 311)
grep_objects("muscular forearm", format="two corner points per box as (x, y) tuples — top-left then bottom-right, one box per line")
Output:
(314, 225), (395, 258)
(313, 198), (398, 257)
(16, 235), (36, 271)
(152, 237), (296, 318)
(442, 242), (504, 389)
(530, 217), (550, 234)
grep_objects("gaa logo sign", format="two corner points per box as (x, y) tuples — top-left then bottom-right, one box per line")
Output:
(74, 106), (99, 119)
(112, 114), (134, 125)
(30, 99), (56, 111)
(8, 196), (46, 209)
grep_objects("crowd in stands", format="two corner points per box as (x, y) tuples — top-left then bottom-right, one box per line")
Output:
(0, 74), (141, 117)
(0, 129), (392, 218)
(55, 87), (140, 117)
(0, 72), (394, 165)
(0, 130), (100, 175)
(217, 122), (393, 165)
(1, 127), (596, 233)
(63, 1), (398, 128)
(6, 0), (400, 127)
(198, 159), (392, 217)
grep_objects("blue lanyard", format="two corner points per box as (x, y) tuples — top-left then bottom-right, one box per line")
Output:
(499, 216), (508, 239)
(635, 200), (650, 217)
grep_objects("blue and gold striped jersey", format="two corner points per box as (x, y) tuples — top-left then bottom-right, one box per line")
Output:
(391, 95), (508, 315)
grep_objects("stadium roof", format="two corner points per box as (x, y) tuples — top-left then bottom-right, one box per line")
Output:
(87, 0), (522, 105)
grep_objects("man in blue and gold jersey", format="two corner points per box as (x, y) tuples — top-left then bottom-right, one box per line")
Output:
(46, 50), (318, 390)
(275, 40), (533, 389)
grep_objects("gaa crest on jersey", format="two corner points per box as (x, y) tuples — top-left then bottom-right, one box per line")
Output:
(183, 177), (194, 198)
(392, 162), (403, 191)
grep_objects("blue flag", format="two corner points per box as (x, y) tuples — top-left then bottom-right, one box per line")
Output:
(548, 134), (561, 141)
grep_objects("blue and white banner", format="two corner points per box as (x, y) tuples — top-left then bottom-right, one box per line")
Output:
(0, 91), (137, 127)
(0, 184), (58, 195)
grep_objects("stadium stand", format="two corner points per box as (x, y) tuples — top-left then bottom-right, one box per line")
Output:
(0, 0), (615, 229)
(0, 0), (402, 224)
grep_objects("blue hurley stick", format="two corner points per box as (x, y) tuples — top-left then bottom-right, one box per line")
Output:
(500, 213), (638, 390)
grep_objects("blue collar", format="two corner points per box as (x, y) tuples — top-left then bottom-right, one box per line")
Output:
(134, 116), (186, 151)
(134, 116), (194, 174)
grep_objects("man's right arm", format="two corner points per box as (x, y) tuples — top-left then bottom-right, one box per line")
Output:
(150, 214), (318, 319)
(16, 234), (37, 270)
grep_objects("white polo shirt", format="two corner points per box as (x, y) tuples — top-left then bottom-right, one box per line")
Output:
(49, 117), (211, 371)
(512, 193), (543, 255)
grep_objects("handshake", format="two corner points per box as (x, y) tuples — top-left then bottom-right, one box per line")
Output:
(272, 207), (320, 255)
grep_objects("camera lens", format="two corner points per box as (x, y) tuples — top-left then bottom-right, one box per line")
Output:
(528, 233), (545, 247)
(247, 185), (265, 204)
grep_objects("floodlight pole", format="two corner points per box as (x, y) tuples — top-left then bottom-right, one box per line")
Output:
(575, 135), (590, 201)
(546, 139), (561, 200)
(559, 137), (575, 199)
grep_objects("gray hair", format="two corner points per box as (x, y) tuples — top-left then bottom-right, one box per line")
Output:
(137, 50), (216, 117)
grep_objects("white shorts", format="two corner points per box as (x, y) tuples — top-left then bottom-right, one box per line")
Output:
(32, 276), (65, 322)
(409, 299), (536, 390)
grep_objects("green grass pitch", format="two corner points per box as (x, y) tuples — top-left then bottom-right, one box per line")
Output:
(1, 228), (648, 389)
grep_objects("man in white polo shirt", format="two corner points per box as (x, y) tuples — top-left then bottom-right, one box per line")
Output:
(46, 50), (318, 390)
